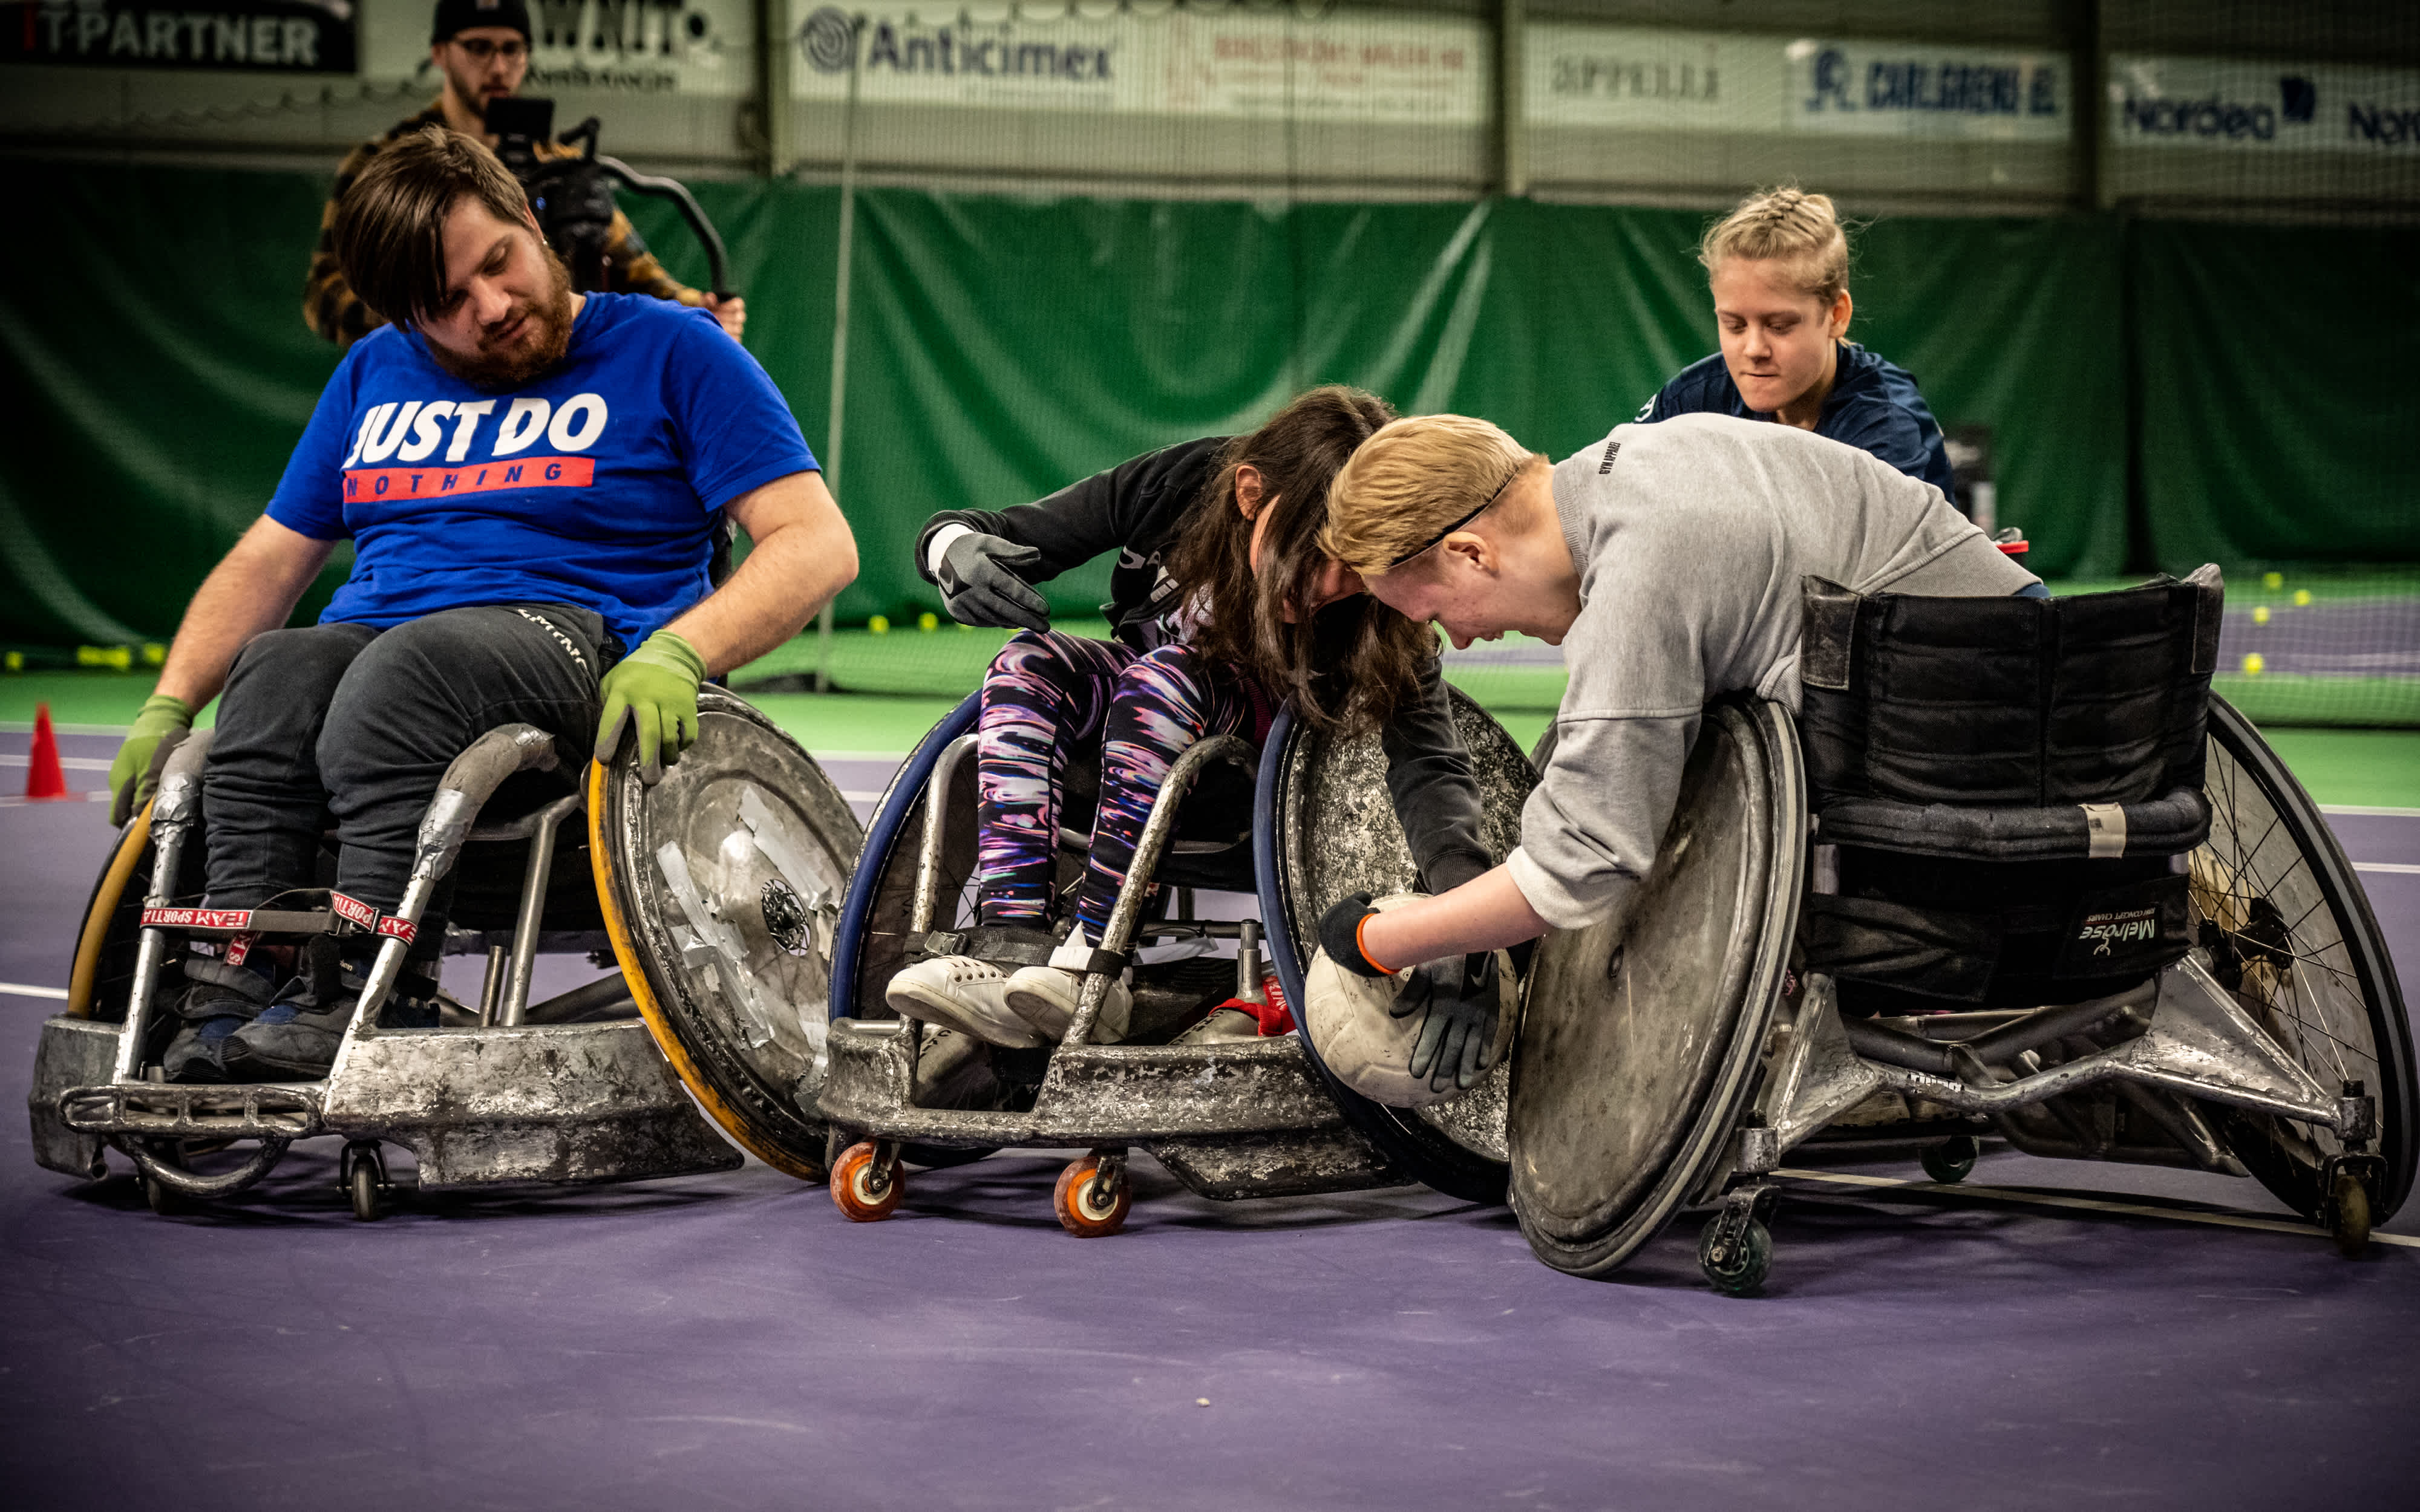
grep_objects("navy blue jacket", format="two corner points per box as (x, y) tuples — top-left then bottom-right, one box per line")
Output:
(1639, 342), (1955, 497)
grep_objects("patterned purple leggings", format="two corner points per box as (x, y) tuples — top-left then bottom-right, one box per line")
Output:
(976, 630), (1266, 940)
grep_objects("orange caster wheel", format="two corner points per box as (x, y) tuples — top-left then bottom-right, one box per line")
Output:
(830, 1140), (903, 1222)
(1054, 1154), (1131, 1237)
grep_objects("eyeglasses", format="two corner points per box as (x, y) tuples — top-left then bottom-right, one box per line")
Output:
(452, 37), (529, 62)
(1384, 466), (1523, 569)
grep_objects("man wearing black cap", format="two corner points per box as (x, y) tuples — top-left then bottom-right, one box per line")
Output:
(303, 0), (745, 348)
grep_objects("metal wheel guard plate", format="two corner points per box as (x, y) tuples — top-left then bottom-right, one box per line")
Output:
(1274, 685), (1537, 1167)
(1505, 700), (1802, 1277)
(593, 688), (864, 1180)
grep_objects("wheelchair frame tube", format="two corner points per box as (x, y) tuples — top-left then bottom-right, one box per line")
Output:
(113, 731), (214, 1084)
(1063, 734), (1255, 1048)
(910, 734), (980, 937)
(352, 726), (564, 1037)
(496, 792), (587, 1028)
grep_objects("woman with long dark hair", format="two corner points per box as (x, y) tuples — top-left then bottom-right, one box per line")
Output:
(888, 385), (1490, 1048)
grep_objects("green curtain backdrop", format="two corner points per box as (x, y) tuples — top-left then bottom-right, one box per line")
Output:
(4, 158), (2404, 648)
(2132, 220), (2420, 569)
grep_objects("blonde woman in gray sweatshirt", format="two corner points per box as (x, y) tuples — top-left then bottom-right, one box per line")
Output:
(1307, 409), (2038, 1095)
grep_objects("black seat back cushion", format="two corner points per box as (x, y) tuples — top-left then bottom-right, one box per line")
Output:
(1800, 570), (2220, 811)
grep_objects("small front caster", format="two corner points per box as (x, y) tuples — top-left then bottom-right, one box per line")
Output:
(2327, 1165), (2372, 1258)
(341, 1141), (388, 1222)
(1054, 1153), (1131, 1237)
(1699, 1182), (1777, 1295)
(1699, 1215), (1772, 1295)
(142, 1172), (183, 1216)
(1920, 1133), (1979, 1185)
(831, 1140), (903, 1222)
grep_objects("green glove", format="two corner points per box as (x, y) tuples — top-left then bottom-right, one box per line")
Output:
(594, 630), (707, 785)
(109, 692), (194, 827)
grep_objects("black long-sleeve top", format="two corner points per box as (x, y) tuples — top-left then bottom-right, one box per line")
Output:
(917, 438), (1494, 892)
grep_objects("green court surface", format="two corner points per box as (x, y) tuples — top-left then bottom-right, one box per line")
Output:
(7, 667), (2415, 809)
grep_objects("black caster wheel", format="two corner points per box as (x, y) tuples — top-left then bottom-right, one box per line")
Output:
(1699, 1214), (1773, 1296)
(2329, 1167), (2372, 1258)
(1920, 1134), (1980, 1185)
(341, 1141), (388, 1222)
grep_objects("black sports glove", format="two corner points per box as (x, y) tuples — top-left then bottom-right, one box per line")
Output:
(1392, 950), (1502, 1093)
(936, 531), (1051, 632)
(1316, 892), (1390, 979)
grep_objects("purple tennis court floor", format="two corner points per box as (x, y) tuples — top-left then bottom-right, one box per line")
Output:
(3, 728), (2416, 1510)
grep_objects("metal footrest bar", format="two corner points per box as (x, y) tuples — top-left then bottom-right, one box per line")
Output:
(60, 1081), (322, 1139)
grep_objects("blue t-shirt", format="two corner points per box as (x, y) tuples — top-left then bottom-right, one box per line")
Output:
(1637, 342), (1954, 497)
(267, 293), (818, 652)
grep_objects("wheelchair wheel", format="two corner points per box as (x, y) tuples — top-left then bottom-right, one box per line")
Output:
(67, 806), (195, 1023)
(2191, 697), (2415, 1225)
(594, 688), (864, 1183)
(1261, 687), (1540, 1205)
(1503, 698), (1805, 1277)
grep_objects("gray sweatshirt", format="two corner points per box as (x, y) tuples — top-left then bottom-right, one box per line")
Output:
(1506, 412), (2038, 929)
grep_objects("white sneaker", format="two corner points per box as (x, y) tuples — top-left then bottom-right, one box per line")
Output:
(1003, 965), (1132, 1045)
(885, 957), (1048, 1049)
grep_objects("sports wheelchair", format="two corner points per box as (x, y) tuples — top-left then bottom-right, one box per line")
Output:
(1490, 569), (2413, 1292)
(793, 682), (1537, 1234)
(27, 688), (859, 1218)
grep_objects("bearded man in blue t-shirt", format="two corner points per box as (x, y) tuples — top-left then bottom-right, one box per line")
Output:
(103, 126), (859, 1083)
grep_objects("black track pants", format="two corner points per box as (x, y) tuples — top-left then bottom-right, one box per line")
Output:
(201, 604), (611, 945)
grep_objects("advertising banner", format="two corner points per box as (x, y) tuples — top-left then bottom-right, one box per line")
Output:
(362, 0), (751, 96)
(4, 0), (355, 72)
(789, 2), (1486, 125)
(1787, 36), (2068, 142)
(1525, 23), (1782, 133)
(2109, 55), (2420, 154)
(1526, 23), (2069, 144)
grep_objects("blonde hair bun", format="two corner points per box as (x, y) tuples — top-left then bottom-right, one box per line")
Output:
(1699, 185), (1851, 307)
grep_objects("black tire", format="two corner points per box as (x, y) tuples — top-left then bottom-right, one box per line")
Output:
(2193, 697), (2415, 1225)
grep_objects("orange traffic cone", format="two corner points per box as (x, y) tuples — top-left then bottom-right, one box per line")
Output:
(24, 702), (69, 801)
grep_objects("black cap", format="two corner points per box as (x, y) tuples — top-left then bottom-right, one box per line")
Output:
(432, 0), (532, 45)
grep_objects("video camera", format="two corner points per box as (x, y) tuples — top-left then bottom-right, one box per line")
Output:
(481, 96), (733, 299)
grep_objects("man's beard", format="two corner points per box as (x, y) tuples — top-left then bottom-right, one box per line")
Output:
(426, 250), (574, 389)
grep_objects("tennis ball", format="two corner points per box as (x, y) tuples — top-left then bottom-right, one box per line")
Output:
(918, 611), (939, 632)
(2253, 605), (2271, 625)
(869, 615), (890, 634)
(2242, 653), (2266, 676)
(2294, 589), (2311, 607)
(2263, 571), (2284, 591)
(143, 643), (166, 666)
(3, 651), (21, 673)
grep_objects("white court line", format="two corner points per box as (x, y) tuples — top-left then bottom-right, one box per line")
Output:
(0, 720), (133, 736)
(0, 982), (70, 1002)
(2323, 804), (2420, 818)
(0, 754), (112, 771)
(1776, 1168), (2419, 1248)
(840, 792), (885, 804)
(0, 792), (106, 807)
(2356, 861), (2420, 875)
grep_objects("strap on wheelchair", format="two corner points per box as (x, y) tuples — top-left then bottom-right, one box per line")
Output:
(909, 925), (1059, 969)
